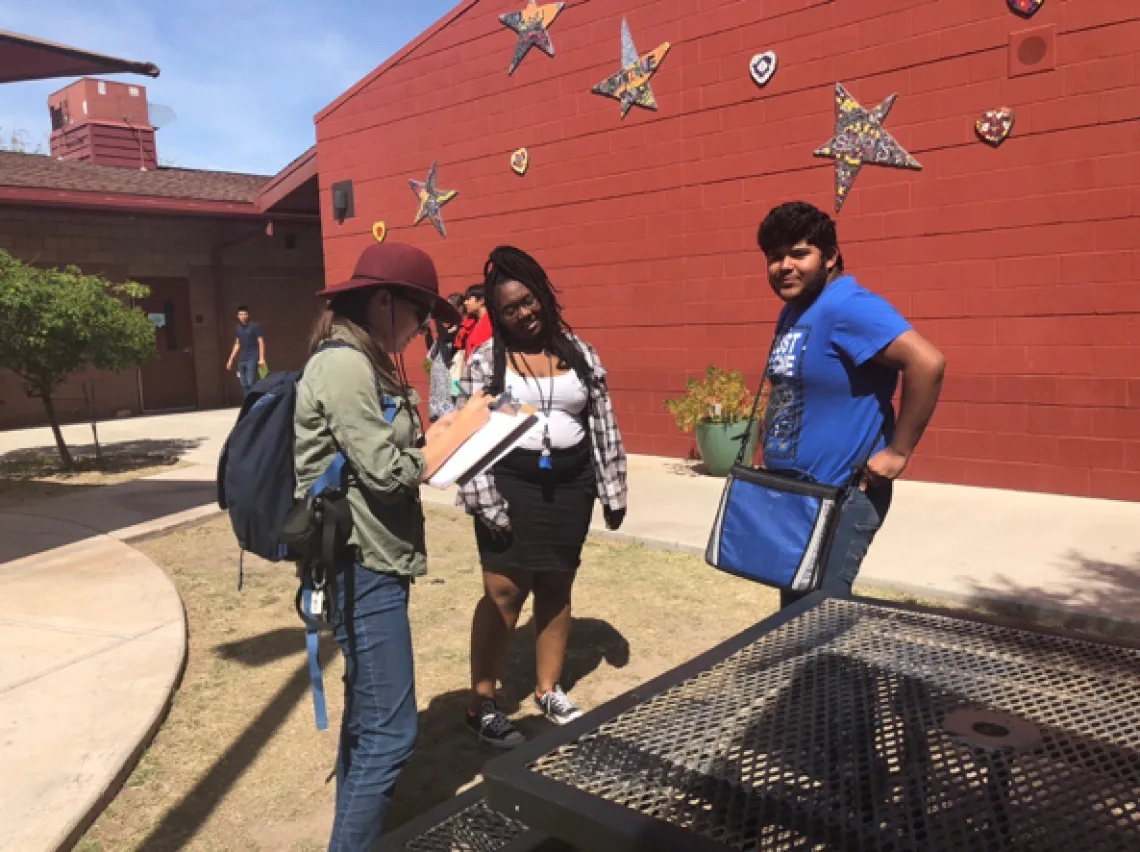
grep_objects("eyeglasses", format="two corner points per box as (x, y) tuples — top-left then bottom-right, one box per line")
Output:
(394, 294), (432, 333)
(499, 294), (539, 321)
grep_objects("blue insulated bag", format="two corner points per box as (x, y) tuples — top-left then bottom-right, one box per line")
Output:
(706, 465), (852, 592)
(705, 332), (866, 592)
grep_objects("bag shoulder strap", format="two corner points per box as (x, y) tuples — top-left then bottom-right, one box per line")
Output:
(734, 319), (786, 467)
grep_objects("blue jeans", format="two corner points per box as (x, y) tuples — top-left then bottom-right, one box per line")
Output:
(780, 484), (893, 609)
(329, 566), (417, 852)
(237, 359), (259, 395)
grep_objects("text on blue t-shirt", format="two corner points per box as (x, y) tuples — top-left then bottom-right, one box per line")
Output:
(762, 275), (911, 487)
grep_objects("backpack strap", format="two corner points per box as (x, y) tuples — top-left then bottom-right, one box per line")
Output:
(302, 584), (330, 731)
(296, 373), (401, 731)
(310, 452), (348, 497)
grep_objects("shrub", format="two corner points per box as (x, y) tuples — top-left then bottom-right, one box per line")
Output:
(664, 366), (762, 433)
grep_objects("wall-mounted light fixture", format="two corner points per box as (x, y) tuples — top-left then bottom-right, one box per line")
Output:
(331, 180), (355, 224)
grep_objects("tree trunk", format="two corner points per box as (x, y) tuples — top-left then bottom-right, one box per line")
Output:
(40, 391), (74, 471)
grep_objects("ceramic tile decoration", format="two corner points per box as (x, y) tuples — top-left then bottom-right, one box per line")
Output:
(591, 18), (671, 119)
(813, 83), (922, 213)
(1008, 0), (1045, 17)
(409, 161), (458, 238)
(500, 1), (565, 76)
(750, 51), (778, 87)
(371, 221), (387, 243)
(976, 107), (1015, 146)
(510, 147), (530, 176)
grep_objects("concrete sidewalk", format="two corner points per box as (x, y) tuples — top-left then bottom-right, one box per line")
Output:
(2, 409), (1138, 849)
(0, 411), (231, 852)
(5, 407), (1136, 634)
(421, 454), (1140, 638)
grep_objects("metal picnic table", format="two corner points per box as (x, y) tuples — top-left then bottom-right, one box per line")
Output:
(379, 593), (1140, 851)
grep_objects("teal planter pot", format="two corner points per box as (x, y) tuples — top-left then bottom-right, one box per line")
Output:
(695, 420), (760, 477)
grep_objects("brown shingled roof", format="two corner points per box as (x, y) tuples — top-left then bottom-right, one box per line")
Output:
(0, 151), (269, 203)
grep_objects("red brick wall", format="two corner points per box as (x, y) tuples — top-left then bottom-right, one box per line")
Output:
(315, 0), (1140, 500)
(0, 205), (323, 428)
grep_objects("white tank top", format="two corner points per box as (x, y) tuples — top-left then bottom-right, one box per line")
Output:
(504, 368), (588, 451)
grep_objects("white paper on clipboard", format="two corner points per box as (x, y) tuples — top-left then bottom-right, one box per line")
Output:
(427, 406), (545, 489)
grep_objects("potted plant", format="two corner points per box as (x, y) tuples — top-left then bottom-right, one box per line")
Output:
(664, 366), (763, 477)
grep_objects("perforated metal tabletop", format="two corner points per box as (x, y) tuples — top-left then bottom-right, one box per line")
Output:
(484, 594), (1140, 851)
(372, 785), (571, 852)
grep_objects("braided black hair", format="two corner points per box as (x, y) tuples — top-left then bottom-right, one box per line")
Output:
(481, 245), (593, 394)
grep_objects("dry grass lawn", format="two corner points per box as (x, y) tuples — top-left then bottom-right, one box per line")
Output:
(78, 508), (778, 852)
(0, 445), (189, 509)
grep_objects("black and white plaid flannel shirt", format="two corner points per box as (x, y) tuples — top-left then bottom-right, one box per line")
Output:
(456, 336), (628, 531)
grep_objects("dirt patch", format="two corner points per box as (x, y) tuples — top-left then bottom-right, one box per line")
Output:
(0, 441), (194, 509)
(78, 508), (777, 851)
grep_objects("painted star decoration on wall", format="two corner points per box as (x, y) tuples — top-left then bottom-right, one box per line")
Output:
(409, 161), (458, 238)
(813, 83), (922, 213)
(500, 1), (565, 76)
(591, 18), (671, 119)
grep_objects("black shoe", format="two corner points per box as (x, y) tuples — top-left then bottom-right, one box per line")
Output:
(466, 700), (525, 749)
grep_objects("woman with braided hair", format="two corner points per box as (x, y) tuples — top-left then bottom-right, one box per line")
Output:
(457, 245), (628, 748)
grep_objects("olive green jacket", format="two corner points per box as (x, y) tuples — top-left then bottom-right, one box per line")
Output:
(293, 329), (427, 577)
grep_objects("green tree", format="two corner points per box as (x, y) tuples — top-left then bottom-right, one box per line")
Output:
(0, 250), (157, 469)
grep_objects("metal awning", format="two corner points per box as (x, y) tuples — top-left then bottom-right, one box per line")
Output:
(0, 29), (159, 84)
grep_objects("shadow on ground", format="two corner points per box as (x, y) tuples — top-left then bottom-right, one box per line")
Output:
(131, 628), (336, 852)
(0, 439), (215, 563)
(387, 615), (630, 830)
(0, 437), (203, 473)
(962, 550), (1140, 640)
(127, 616), (629, 849)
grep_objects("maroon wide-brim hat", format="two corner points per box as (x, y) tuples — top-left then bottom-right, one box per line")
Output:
(317, 242), (461, 325)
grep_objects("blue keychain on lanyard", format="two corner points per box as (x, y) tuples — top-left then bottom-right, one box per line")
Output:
(513, 352), (555, 470)
(539, 429), (553, 470)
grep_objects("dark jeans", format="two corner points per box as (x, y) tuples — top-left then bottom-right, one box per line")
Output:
(236, 359), (259, 395)
(780, 483), (893, 609)
(329, 566), (417, 852)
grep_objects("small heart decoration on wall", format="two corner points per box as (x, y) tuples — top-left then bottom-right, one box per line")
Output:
(371, 221), (387, 243)
(976, 107), (1015, 146)
(749, 51), (778, 87)
(510, 147), (530, 176)
(1007, 0), (1045, 18)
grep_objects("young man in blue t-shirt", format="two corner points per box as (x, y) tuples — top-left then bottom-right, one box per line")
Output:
(225, 305), (266, 397)
(757, 202), (945, 608)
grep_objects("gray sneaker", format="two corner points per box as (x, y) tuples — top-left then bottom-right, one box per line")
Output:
(465, 701), (525, 749)
(535, 686), (584, 725)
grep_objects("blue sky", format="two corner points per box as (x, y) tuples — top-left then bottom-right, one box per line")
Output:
(0, 0), (460, 174)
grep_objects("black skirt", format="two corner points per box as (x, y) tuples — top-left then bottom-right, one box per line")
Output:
(475, 440), (596, 573)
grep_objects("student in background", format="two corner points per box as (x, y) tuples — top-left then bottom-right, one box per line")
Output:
(225, 304), (265, 396)
(456, 283), (492, 357)
(426, 293), (464, 422)
(294, 243), (492, 851)
(458, 245), (628, 749)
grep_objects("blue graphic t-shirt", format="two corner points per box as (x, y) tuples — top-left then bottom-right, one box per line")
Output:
(763, 275), (911, 487)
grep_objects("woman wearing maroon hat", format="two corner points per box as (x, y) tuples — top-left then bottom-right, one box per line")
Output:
(458, 246), (628, 748)
(294, 242), (491, 851)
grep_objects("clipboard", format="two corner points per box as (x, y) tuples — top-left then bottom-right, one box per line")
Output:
(427, 391), (545, 488)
